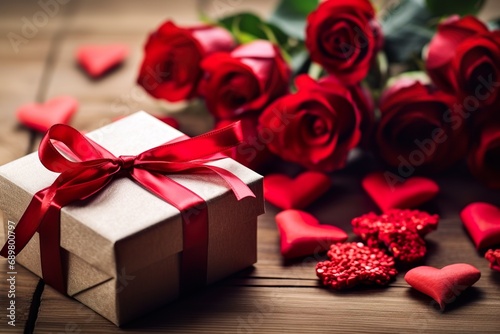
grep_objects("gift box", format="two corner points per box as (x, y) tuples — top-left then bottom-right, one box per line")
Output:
(0, 111), (264, 325)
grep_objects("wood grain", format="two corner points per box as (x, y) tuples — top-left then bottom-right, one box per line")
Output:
(0, 0), (499, 333)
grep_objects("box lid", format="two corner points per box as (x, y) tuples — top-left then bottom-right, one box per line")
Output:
(0, 111), (264, 295)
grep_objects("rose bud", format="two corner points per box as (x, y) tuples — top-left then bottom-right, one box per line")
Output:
(376, 78), (469, 173)
(199, 40), (290, 119)
(468, 120), (500, 188)
(426, 16), (500, 114)
(137, 21), (234, 102)
(305, 0), (382, 85)
(258, 74), (362, 172)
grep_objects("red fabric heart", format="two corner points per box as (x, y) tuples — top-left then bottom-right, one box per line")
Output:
(485, 249), (500, 272)
(264, 171), (331, 210)
(316, 242), (398, 290)
(405, 263), (481, 310)
(276, 210), (347, 259)
(352, 209), (439, 263)
(362, 172), (439, 212)
(76, 44), (128, 78)
(17, 96), (78, 132)
(461, 202), (500, 250)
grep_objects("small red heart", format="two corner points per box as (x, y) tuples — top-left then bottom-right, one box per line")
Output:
(362, 172), (439, 212)
(276, 210), (347, 259)
(17, 96), (78, 132)
(461, 202), (500, 250)
(316, 242), (398, 290)
(76, 44), (128, 78)
(264, 171), (331, 210)
(405, 263), (481, 310)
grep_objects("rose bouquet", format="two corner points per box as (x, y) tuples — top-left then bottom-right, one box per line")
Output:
(137, 0), (499, 189)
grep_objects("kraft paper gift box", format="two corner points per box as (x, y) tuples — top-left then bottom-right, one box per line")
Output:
(0, 111), (264, 326)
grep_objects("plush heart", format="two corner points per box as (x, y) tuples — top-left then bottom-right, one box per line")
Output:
(76, 44), (128, 78)
(405, 263), (481, 310)
(316, 242), (398, 290)
(461, 202), (500, 250)
(264, 171), (331, 210)
(276, 210), (347, 259)
(362, 172), (439, 212)
(17, 96), (78, 132)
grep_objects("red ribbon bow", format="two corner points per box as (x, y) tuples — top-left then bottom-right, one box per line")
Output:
(0, 121), (255, 293)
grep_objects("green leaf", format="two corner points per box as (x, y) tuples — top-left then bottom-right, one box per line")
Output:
(425, 0), (485, 16)
(268, 0), (319, 40)
(218, 12), (268, 43)
(382, 0), (435, 63)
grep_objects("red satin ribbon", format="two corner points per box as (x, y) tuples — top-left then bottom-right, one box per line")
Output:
(0, 121), (255, 294)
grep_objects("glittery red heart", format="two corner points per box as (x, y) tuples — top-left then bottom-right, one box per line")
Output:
(316, 242), (398, 290)
(461, 202), (500, 250)
(17, 96), (78, 132)
(485, 249), (500, 272)
(405, 263), (481, 310)
(264, 171), (331, 210)
(351, 209), (439, 263)
(76, 44), (128, 78)
(362, 172), (439, 212)
(276, 210), (347, 259)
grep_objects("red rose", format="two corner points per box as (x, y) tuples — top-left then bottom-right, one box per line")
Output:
(317, 76), (374, 146)
(426, 16), (500, 112)
(137, 21), (234, 102)
(258, 75), (362, 172)
(306, 0), (382, 85)
(376, 78), (469, 174)
(468, 121), (500, 188)
(199, 40), (290, 119)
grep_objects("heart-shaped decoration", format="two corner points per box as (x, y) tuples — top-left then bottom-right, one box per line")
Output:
(352, 209), (439, 263)
(362, 172), (439, 212)
(76, 44), (128, 78)
(485, 249), (500, 272)
(276, 210), (347, 259)
(264, 171), (331, 210)
(316, 242), (398, 290)
(461, 202), (500, 250)
(405, 263), (481, 310)
(17, 96), (78, 132)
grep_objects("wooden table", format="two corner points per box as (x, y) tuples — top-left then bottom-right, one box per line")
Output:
(1, 1), (499, 333)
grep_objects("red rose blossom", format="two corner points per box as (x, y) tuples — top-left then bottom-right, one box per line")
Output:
(467, 120), (500, 188)
(376, 78), (469, 173)
(258, 74), (362, 172)
(199, 40), (290, 119)
(317, 75), (374, 146)
(426, 16), (500, 114)
(137, 21), (234, 102)
(306, 0), (382, 85)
